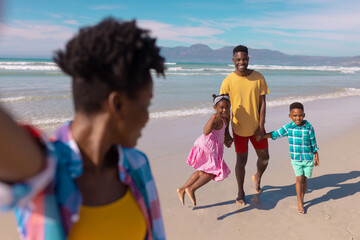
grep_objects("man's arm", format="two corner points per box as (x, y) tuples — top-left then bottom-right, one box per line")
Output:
(224, 124), (233, 148)
(255, 94), (266, 139)
(0, 107), (44, 183)
(219, 78), (233, 147)
(259, 94), (266, 131)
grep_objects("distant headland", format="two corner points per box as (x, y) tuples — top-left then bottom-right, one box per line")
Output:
(160, 44), (360, 66)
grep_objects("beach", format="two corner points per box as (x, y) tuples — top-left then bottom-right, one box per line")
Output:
(1, 96), (359, 239)
(1, 59), (360, 239)
(136, 96), (360, 240)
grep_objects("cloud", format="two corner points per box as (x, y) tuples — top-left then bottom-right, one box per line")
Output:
(63, 20), (80, 26)
(89, 5), (127, 10)
(254, 13), (360, 32)
(0, 21), (76, 57)
(137, 20), (229, 46)
(191, 6), (360, 44)
(45, 13), (63, 19)
(0, 21), (75, 40)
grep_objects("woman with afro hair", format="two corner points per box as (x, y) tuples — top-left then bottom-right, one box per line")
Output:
(0, 17), (166, 240)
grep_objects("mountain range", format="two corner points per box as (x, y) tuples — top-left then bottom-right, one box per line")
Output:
(160, 44), (360, 66)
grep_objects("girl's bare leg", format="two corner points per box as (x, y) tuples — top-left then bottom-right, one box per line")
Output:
(295, 175), (305, 214)
(185, 171), (215, 206)
(177, 171), (201, 205)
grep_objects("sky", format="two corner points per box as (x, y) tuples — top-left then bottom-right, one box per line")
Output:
(0, 0), (360, 58)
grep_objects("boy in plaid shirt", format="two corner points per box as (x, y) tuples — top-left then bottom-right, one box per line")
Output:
(258, 102), (319, 214)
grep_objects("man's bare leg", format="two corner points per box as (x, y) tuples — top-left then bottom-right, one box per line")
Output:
(252, 148), (269, 194)
(235, 152), (248, 206)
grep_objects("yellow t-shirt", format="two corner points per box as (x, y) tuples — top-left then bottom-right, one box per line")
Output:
(68, 188), (146, 240)
(220, 71), (269, 136)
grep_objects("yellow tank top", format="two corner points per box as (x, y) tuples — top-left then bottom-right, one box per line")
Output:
(68, 188), (146, 240)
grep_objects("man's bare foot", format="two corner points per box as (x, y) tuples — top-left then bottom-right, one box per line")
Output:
(235, 195), (246, 206)
(252, 175), (262, 194)
(185, 188), (196, 206)
(297, 202), (304, 214)
(177, 188), (185, 205)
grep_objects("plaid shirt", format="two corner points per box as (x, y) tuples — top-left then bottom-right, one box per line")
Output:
(271, 120), (319, 161)
(0, 122), (165, 240)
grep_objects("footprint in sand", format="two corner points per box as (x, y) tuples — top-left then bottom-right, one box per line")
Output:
(348, 222), (360, 237)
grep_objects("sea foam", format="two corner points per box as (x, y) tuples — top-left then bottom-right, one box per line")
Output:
(150, 88), (360, 119)
(267, 88), (360, 107)
(21, 118), (72, 127)
(248, 65), (360, 74)
(0, 61), (59, 71)
(22, 88), (360, 126)
(0, 95), (71, 103)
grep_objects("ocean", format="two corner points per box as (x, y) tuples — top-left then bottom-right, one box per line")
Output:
(1, 58), (360, 128)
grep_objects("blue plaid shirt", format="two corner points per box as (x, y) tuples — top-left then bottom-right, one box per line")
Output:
(271, 120), (319, 161)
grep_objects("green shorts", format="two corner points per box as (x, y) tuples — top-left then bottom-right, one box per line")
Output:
(291, 160), (314, 178)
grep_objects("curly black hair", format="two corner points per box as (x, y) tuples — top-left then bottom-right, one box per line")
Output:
(53, 17), (165, 113)
(233, 45), (248, 56)
(290, 102), (304, 111)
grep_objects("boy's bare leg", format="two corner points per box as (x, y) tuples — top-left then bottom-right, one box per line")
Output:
(252, 148), (270, 194)
(177, 171), (201, 205)
(296, 175), (305, 214)
(302, 176), (308, 204)
(235, 152), (248, 206)
(185, 172), (214, 206)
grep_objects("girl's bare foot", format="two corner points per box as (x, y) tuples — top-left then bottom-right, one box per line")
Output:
(177, 188), (185, 205)
(252, 174), (262, 193)
(185, 188), (196, 206)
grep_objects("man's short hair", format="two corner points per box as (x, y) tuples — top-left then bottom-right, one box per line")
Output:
(233, 45), (248, 56)
(53, 17), (165, 114)
(290, 102), (304, 111)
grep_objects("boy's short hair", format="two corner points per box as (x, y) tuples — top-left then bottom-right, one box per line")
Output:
(290, 102), (304, 111)
(53, 17), (165, 114)
(233, 45), (248, 55)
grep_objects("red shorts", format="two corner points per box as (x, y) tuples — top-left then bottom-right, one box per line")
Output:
(233, 131), (268, 153)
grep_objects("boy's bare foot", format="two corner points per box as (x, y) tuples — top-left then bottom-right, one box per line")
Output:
(177, 188), (185, 205)
(235, 194), (246, 206)
(252, 175), (262, 193)
(297, 202), (304, 214)
(185, 188), (196, 206)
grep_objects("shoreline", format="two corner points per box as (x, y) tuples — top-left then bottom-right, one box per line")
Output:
(0, 96), (359, 239)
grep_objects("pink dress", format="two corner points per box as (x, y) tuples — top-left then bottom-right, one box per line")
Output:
(187, 118), (231, 181)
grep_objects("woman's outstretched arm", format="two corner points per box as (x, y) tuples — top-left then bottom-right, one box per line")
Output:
(0, 107), (44, 183)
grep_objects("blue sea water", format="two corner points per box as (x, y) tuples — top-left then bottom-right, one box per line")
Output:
(1, 58), (360, 127)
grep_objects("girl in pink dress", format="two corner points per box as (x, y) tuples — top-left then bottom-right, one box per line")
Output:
(177, 94), (233, 206)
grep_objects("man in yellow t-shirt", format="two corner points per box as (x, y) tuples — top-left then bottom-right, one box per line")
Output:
(220, 45), (270, 206)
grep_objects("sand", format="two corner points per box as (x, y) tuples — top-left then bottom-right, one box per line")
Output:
(1, 96), (360, 239)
